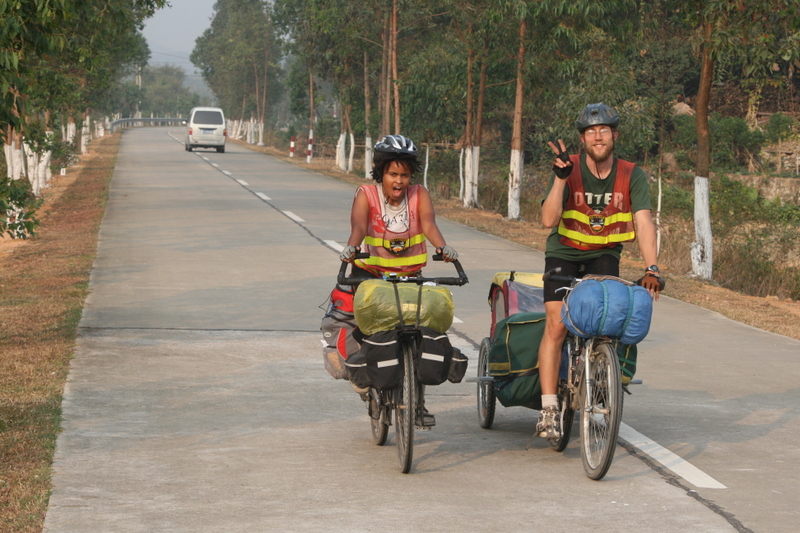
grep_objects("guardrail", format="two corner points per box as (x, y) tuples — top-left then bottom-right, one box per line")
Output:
(110, 117), (185, 133)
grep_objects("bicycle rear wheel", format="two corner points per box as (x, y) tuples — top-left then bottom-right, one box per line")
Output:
(477, 337), (496, 429)
(395, 338), (417, 473)
(369, 389), (389, 446)
(580, 340), (623, 480)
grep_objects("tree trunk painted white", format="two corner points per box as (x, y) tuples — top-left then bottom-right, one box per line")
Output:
(66, 120), (77, 144)
(423, 144), (429, 189)
(81, 116), (90, 154)
(336, 133), (346, 171)
(655, 171), (663, 256)
(458, 147), (464, 200)
(23, 142), (39, 194)
(306, 129), (314, 164)
(691, 175), (713, 280)
(11, 136), (25, 180)
(472, 145), (481, 206)
(508, 148), (523, 220)
(44, 130), (54, 182)
(463, 145), (480, 208)
(4, 142), (13, 178)
(364, 136), (373, 179)
(257, 122), (265, 146)
(463, 145), (473, 206)
(347, 133), (355, 173)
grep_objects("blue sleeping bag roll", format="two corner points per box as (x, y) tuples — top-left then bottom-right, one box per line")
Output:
(561, 278), (653, 345)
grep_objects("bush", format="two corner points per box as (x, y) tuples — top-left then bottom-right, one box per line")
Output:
(764, 113), (795, 144)
(670, 114), (765, 172)
(0, 177), (41, 239)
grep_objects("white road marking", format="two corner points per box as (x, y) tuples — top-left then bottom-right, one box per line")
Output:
(201, 157), (209, 161)
(256, 193), (271, 201)
(324, 240), (344, 252)
(222, 170), (232, 176)
(452, 316), (463, 324)
(235, 179), (248, 186)
(283, 211), (304, 222)
(211, 163), (220, 167)
(618, 423), (727, 489)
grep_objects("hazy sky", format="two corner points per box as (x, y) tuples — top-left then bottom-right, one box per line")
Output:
(141, 0), (217, 74)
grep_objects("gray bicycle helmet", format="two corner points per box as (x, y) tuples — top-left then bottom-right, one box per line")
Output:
(374, 134), (418, 157)
(575, 103), (620, 132)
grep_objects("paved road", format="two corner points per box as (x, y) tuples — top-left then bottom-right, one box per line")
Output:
(44, 129), (800, 532)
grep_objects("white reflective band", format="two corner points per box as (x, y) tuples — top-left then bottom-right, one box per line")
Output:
(421, 352), (445, 362)
(377, 359), (399, 368)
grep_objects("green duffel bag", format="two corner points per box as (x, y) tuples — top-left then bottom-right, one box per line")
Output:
(488, 312), (546, 409)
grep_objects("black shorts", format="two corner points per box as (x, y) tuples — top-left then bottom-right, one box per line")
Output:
(543, 254), (620, 302)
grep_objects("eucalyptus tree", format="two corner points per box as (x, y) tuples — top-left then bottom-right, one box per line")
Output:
(667, 0), (800, 280)
(192, 0), (281, 135)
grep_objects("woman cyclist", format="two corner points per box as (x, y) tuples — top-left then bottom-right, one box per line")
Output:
(339, 134), (458, 426)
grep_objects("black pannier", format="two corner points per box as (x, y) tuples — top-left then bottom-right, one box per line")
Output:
(417, 327), (453, 385)
(359, 330), (403, 390)
(448, 347), (468, 383)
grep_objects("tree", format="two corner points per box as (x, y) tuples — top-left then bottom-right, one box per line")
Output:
(671, 0), (800, 280)
(192, 0), (282, 128)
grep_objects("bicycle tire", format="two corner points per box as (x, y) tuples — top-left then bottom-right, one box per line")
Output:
(550, 381), (575, 452)
(369, 389), (389, 446)
(395, 338), (417, 473)
(580, 340), (623, 480)
(477, 337), (496, 429)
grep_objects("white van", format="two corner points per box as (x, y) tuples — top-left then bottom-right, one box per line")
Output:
(185, 107), (226, 153)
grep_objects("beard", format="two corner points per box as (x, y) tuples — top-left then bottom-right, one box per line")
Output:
(585, 138), (615, 163)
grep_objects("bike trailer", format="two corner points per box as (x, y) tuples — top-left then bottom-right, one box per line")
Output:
(488, 272), (545, 338)
(487, 311), (546, 410)
(353, 279), (454, 336)
(561, 276), (653, 345)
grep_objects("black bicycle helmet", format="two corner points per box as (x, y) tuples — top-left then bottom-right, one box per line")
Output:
(575, 103), (620, 132)
(374, 134), (418, 157)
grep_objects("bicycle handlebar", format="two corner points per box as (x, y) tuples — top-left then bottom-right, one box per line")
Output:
(337, 253), (469, 287)
(542, 267), (666, 291)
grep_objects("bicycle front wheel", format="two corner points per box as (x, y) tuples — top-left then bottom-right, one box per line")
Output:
(395, 338), (417, 473)
(477, 337), (496, 429)
(369, 389), (389, 446)
(580, 340), (623, 480)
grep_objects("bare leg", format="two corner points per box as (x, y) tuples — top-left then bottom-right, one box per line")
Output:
(539, 300), (568, 396)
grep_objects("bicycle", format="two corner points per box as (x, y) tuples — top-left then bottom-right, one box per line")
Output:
(476, 268), (655, 480)
(338, 254), (468, 473)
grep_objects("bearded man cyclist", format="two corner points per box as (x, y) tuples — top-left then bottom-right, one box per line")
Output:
(536, 103), (663, 440)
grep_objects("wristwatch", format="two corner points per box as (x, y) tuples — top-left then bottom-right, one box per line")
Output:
(645, 265), (660, 274)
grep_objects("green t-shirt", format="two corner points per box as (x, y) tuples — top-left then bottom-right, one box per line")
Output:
(544, 154), (651, 261)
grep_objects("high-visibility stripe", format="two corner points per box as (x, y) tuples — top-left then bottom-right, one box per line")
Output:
(561, 209), (633, 225)
(377, 359), (399, 368)
(558, 223), (636, 244)
(421, 352), (445, 362)
(363, 233), (427, 249)
(359, 252), (427, 268)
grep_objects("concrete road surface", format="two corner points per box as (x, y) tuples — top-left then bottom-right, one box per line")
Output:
(44, 129), (800, 532)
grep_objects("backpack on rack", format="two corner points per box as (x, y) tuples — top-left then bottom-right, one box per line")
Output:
(320, 284), (361, 379)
